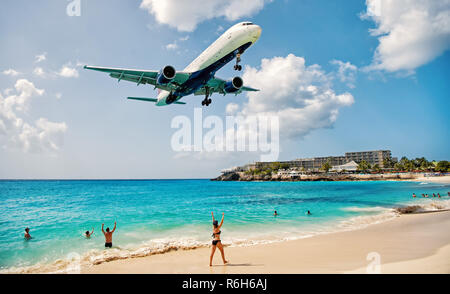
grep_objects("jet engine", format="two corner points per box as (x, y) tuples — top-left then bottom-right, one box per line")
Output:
(157, 65), (176, 85)
(224, 77), (243, 93)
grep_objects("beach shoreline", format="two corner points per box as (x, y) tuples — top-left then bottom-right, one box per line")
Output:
(214, 171), (450, 184)
(83, 210), (450, 274)
(412, 175), (450, 184)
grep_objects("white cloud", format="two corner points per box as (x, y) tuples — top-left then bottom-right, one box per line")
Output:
(165, 35), (190, 51)
(33, 61), (82, 79)
(35, 52), (47, 63)
(216, 25), (225, 34)
(179, 35), (189, 41)
(2, 69), (21, 76)
(330, 60), (358, 88)
(58, 64), (79, 78)
(0, 79), (67, 153)
(166, 42), (178, 50)
(233, 54), (354, 139)
(362, 0), (450, 73)
(33, 67), (46, 77)
(140, 0), (269, 32)
(3, 88), (13, 96)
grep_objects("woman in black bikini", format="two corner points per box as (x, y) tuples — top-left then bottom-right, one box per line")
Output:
(210, 212), (228, 266)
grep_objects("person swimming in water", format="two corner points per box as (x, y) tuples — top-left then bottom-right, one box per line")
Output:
(24, 227), (31, 240)
(307, 210), (312, 215)
(412, 193), (416, 198)
(210, 212), (228, 267)
(85, 228), (94, 238)
(274, 210), (278, 216)
(102, 222), (116, 248)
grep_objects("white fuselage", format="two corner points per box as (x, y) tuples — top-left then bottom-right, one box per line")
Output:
(156, 22), (262, 106)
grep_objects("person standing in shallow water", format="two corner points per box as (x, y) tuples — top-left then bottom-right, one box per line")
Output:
(24, 228), (31, 240)
(102, 222), (116, 248)
(210, 212), (228, 267)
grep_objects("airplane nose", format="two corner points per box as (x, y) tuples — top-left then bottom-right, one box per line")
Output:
(253, 25), (262, 40)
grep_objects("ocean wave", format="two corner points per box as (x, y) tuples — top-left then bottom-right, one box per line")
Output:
(1, 238), (210, 274)
(395, 199), (450, 214)
(341, 206), (390, 212)
(337, 210), (399, 230)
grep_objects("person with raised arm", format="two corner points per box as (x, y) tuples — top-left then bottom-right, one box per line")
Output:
(102, 222), (116, 248)
(85, 228), (94, 238)
(210, 212), (228, 266)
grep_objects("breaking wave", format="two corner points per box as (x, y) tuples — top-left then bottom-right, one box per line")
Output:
(341, 206), (390, 212)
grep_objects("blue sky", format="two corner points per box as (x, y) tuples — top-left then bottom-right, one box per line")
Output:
(0, 0), (449, 179)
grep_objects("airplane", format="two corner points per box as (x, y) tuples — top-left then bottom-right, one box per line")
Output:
(84, 22), (262, 107)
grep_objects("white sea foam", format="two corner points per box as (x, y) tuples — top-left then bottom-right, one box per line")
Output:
(337, 210), (399, 231)
(341, 206), (390, 212)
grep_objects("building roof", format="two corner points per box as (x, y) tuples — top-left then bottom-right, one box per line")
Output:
(330, 161), (358, 171)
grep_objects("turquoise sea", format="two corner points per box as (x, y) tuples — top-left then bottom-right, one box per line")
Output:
(0, 179), (449, 273)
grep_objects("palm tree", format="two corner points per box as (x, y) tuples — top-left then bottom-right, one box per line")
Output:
(321, 161), (332, 173)
(373, 164), (381, 173)
(358, 160), (371, 173)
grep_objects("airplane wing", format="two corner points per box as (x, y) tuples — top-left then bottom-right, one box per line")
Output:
(127, 97), (186, 105)
(84, 66), (191, 92)
(193, 77), (259, 96)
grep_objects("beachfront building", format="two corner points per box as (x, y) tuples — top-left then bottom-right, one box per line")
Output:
(223, 150), (395, 175)
(330, 161), (358, 173)
(345, 150), (392, 168)
(277, 169), (306, 177)
(221, 164), (254, 174)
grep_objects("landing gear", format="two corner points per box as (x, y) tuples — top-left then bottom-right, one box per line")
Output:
(202, 87), (212, 106)
(202, 98), (212, 106)
(234, 53), (242, 71)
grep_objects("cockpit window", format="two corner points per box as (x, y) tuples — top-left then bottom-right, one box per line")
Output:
(242, 22), (253, 26)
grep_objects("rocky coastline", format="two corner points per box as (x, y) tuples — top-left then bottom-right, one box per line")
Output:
(212, 172), (421, 182)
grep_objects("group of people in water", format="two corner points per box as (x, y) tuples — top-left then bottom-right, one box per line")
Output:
(412, 192), (450, 198)
(24, 222), (118, 248)
(274, 210), (311, 216)
(23, 209), (315, 266)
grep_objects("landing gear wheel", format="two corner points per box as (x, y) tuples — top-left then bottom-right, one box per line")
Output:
(235, 53), (242, 71)
(202, 98), (212, 106)
(202, 88), (212, 106)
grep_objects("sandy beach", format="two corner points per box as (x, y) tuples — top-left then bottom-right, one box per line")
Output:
(83, 210), (450, 274)
(412, 175), (450, 184)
